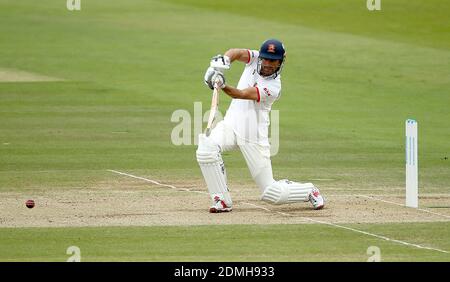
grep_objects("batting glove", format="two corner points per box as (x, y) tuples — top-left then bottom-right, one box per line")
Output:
(210, 54), (231, 71)
(211, 71), (226, 89)
(204, 67), (216, 89)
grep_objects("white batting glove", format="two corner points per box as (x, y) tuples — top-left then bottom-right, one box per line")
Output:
(210, 54), (231, 71)
(211, 71), (226, 89)
(204, 67), (216, 90)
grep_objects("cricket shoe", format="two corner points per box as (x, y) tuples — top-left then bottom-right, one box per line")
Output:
(209, 195), (232, 213)
(308, 187), (325, 210)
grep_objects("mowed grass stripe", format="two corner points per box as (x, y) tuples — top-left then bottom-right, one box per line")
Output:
(165, 0), (450, 50)
(0, 223), (449, 261)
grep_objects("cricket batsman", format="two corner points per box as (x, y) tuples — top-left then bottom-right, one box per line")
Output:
(196, 39), (325, 213)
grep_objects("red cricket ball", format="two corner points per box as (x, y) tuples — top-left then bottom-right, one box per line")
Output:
(26, 199), (35, 209)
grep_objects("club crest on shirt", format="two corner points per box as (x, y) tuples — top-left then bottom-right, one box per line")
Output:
(263, 87), (271, 96)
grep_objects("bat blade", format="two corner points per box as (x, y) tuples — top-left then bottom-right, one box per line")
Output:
(205, 86), (219, 137)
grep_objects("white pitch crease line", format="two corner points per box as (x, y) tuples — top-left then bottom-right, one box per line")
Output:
(325, 188), (404, 191)
(108, 170), (208, 195)
(109, 170), (449, 255)
(357, 195), (450, 219)
(242, 203), (450, 254)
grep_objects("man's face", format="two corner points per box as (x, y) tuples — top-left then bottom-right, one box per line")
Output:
(260, 58), (281, 76)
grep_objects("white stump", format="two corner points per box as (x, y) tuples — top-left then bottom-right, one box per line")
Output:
(405, 119), (418, 208)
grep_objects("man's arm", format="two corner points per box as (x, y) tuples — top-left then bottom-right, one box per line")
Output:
(208, 49), (257, 100)
(224, 49), (251, 64)
(222, 85), (259, 101)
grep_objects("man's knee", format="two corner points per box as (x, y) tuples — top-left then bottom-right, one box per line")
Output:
(196, 134), (221, 164)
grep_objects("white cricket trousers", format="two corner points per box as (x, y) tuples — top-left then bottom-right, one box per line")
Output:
(208, 121), (275, 193)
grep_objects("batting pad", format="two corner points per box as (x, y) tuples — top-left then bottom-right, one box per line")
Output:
(196, 134), (232, 206)
(261, 179), (314, 205)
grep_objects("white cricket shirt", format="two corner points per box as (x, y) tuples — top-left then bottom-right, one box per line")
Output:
(223, 50), (281, 147)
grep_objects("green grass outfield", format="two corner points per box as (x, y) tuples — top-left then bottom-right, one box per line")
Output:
(0, 0), (449, 261)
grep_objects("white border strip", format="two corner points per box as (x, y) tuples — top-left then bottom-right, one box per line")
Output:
(108, 170), (450, 255)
